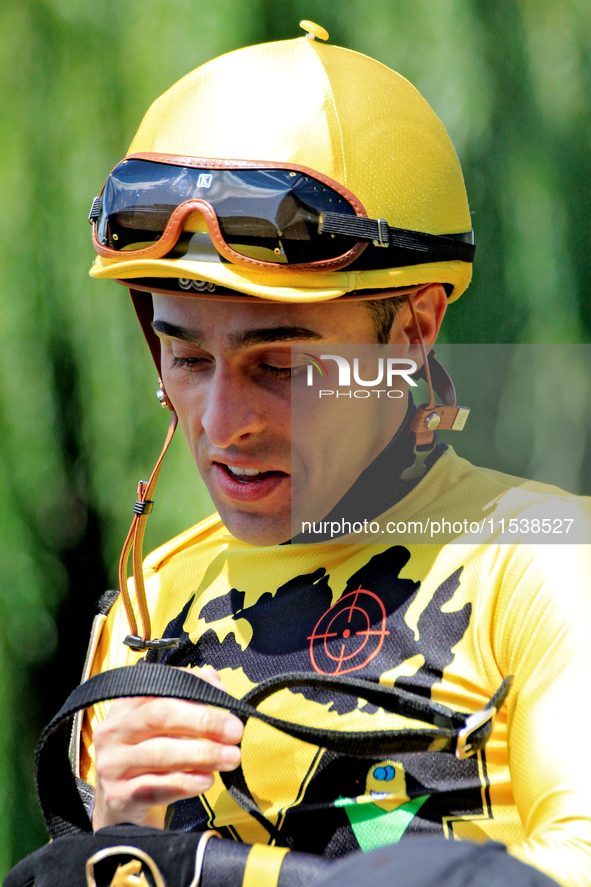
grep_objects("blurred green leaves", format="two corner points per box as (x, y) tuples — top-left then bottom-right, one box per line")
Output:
(0, 0), (589, 873)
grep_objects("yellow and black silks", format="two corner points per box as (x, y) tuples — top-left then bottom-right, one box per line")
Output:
(81, 448), (591, 887)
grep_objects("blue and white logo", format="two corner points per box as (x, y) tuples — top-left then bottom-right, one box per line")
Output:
(197, 173), (213, 188)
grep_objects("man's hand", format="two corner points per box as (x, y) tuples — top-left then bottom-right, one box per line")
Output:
(92, 667), (244, 830)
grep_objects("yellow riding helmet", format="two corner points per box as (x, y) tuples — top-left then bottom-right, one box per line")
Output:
(89, 22), (473, 304)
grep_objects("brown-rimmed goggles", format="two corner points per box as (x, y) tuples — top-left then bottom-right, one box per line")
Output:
(89, 153), (475, 273)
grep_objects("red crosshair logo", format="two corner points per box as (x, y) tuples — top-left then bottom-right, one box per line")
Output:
(308, 586), (390, 675)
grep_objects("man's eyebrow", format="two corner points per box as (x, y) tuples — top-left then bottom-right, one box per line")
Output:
(152, 320), (202, 343)
(151, 320), (324, 347)
(232, 327), (324, 347)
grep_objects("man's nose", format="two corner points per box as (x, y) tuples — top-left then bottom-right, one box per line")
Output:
(200, 368), (265, 447)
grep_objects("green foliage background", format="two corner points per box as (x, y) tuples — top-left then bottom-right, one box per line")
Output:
(1, 0), (590, 873)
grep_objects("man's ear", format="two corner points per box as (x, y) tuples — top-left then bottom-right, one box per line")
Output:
(389, 283), (447, 345)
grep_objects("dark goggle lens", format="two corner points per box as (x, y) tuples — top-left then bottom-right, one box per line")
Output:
(96, 160), (357, 263)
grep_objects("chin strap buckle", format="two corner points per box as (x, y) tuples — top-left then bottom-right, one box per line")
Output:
(411, 403), (471, 447)
(133, 497), (154, 516)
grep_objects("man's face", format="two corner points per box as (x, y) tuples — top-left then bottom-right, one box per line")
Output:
(152, 295), (418, 546)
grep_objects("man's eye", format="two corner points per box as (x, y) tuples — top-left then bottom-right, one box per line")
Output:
(260, 363), (307, 379)
(171, 356), (209, 369)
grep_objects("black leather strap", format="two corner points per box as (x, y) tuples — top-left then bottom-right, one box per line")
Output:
(36, 664), (512, 841)
(319, 214), (476, 263)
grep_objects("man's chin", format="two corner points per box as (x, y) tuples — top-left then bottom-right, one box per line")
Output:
(216, 505), (292, 547)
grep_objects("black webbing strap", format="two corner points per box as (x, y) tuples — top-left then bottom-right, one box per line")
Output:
(219, 672), (512, 846)
(36, 664), (512, 841)
(319, 213), (476, 263)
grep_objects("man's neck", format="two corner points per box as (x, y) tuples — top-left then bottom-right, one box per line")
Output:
(289, 397), (446, 543)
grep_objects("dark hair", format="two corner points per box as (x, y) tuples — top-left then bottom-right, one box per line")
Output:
(365, 284), (453, 343)
(364, 295), (408, 344)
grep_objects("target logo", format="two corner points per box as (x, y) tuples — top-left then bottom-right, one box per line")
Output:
(308, 586), (390, 675)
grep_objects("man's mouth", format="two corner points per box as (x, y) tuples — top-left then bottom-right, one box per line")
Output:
(211, 461), (289, 504)
(225, 464), (281, 482)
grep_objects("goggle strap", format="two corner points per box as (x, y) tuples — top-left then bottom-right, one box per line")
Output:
(88, 196), (101, 223)
(320, 212), (476, 262)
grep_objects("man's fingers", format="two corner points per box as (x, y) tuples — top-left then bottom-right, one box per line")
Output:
(95, 771), (216, 826)
(92, 666), (243, 831)
(183, 666), (226, 691)
(103, 736), (241, 779)
(127, 771), (216, 806)
(108, 695), (157, 716)
(95, 697), (244, 746)
(138, 697), (244, 742)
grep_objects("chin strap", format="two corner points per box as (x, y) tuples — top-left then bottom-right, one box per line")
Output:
(121, 289), (184, 652)
(400, 296), (471, 480)
(118, 385), (181, 654)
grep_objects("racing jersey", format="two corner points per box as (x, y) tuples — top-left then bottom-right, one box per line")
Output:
(81, 446), (591, 887)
